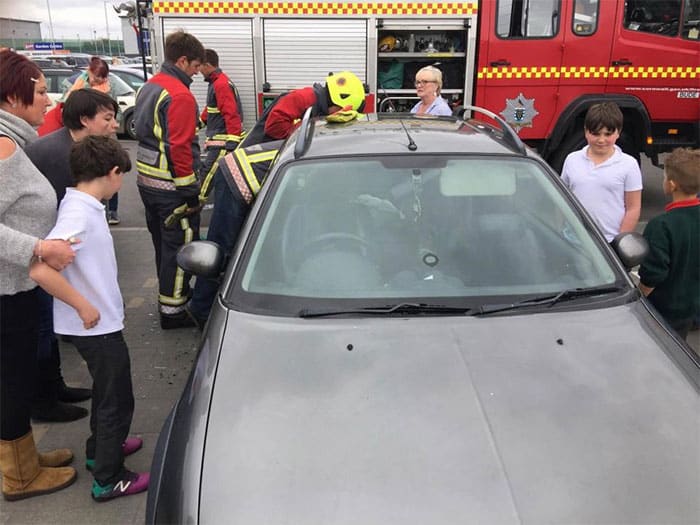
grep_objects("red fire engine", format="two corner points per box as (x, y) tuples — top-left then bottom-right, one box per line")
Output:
(150, 0), (699, 171)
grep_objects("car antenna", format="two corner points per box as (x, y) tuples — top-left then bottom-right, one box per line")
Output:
(399, 118), (418, 151)
(379, 84), (416, 151)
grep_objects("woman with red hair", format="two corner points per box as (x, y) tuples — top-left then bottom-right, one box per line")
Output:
(0, 49), (77, 501)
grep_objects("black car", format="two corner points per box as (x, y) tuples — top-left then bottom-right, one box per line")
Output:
(147, 109), (700, 524)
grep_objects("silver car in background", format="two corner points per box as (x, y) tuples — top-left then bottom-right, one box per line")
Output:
(147, 110), (699, 524)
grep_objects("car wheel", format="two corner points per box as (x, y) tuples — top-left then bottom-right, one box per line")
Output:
(125, 112), (137, 140)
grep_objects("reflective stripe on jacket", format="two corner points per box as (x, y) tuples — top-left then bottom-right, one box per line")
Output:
(200, 68), (243, 144)
(134, 62), (201, 204)
(218, 140), (283, 205)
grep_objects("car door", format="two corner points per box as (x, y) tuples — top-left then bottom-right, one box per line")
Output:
(476, 0), (565, 139)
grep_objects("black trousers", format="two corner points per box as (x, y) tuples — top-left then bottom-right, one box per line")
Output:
(34, 288), (62, 406)
(138, 186), (200, 316)
(72, 331), (134, 486)
(0, 288), (39, 440)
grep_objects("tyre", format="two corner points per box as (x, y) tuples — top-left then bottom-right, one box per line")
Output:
(548, 129), (586, 175)
(616, 129), (641, 165)
(125, 112), (137, 140)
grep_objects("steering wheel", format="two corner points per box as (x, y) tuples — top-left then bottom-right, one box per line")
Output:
(302, 232), (368, 254)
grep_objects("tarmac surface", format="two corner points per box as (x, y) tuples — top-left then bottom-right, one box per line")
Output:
(0, 140), (697, 524)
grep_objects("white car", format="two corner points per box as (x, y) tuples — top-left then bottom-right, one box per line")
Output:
(41, 68), (137, 139)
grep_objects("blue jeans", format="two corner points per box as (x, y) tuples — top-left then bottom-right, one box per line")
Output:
(108, 192), (118, 212)
(189, 169), (247, 321)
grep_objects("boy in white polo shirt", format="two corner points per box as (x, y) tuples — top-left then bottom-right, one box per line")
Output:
(29, 136), (149, 502)
(561, 102), (642, 242)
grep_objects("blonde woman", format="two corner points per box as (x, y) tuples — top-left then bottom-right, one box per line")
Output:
(410, 65), (452, 116)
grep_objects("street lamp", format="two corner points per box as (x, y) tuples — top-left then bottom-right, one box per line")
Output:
(103, 0), (113, 56)
(93, 29), (97, 54)
(11, 29), (16, 50)
(77, 33), (82, 53)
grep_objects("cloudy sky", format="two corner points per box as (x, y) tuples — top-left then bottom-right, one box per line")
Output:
(2, 0), (126, 42)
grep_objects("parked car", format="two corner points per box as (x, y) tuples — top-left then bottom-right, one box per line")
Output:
(110, 65), (151, 93)
(41, 68), (137, 139)
(146, 109), (700, 524)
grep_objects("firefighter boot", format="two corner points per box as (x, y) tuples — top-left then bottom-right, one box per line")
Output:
(0, 431), (77, 501)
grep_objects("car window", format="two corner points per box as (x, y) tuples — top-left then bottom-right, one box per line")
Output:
(113, 70), (145, 91)
(233, 155), (617, 311)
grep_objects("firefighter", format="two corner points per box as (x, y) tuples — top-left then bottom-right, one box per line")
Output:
(263, 70), (366, 140)
(198, 48), (244, 202)
(188, 71), (366, 327)
(134, 30), (206, 329)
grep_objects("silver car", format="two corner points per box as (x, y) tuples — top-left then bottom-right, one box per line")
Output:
(147, 109), (699, 524)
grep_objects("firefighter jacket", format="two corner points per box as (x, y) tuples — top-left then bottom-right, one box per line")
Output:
(263, 84), (329, 140)
(135, 61), (201, 207)
(218, 139), (284, 207)
(200, 68), (244, 148)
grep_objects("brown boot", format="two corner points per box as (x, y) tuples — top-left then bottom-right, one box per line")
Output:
(38, 448), (74, 468)
(0, 431), (76, 501)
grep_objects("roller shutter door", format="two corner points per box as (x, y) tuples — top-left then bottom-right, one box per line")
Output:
(161, 18), (256, 129)
(263, 19), (367, 89)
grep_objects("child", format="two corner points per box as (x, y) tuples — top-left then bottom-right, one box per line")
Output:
(29, 136), (149, 501)
(639, 148), (700, 339)
(561, 102), (643, 242)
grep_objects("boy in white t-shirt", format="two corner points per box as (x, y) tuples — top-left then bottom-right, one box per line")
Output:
(29, 136), (149, 502)
(561, 102), (643, 242)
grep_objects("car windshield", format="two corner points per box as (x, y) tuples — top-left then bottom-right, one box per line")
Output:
(231, 155), (619, 313)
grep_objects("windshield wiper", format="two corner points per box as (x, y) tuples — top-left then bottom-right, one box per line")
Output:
(472, 285), (627, 316)
(298, 302), (472, 318)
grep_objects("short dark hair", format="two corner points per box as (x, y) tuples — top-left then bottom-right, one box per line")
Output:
(204, 49), (219, 67)
(164, 30), (205, 63)
(70, 135), (131, 184)
(584, 102), (623, 133)
(665, 148), (700, 195)
(0, 50), (43, 106)
(62, 89), (119, 131)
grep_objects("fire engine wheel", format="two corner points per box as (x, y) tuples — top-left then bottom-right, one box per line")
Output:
(549, 131), (586, 175)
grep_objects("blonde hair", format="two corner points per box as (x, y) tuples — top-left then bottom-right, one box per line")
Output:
(416, 65), (443, 94)
(665, 148), (700, 195)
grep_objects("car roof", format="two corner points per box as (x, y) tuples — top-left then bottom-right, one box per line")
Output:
(277, 113), (533, 164)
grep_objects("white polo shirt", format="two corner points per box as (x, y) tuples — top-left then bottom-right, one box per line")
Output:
(48, 188), (124, 336)
(561, 145), (643, 242)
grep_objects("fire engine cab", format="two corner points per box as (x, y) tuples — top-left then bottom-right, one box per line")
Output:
(148, 0), (699, 171)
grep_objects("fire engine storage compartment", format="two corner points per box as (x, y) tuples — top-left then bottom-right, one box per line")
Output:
(376, 19), (473, 113)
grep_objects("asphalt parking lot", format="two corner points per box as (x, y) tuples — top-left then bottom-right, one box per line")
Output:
(0, 140), (697, 524)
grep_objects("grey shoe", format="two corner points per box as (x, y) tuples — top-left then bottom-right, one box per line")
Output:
(107, 211), (120, 225)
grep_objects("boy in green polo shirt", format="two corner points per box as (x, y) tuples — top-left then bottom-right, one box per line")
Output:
(639, 148), (700, 339)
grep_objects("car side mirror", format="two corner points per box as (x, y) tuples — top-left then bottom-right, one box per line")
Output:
(610, 231), (649, 269)
(176, 240), (225, 279)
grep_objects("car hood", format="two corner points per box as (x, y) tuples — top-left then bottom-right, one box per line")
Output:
(201, 303), (699, 524)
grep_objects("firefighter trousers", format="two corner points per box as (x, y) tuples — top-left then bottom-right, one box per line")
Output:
(138, 185), (200, 317)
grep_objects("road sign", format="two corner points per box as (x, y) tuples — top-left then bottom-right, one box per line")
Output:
(33, 42), (64, 51)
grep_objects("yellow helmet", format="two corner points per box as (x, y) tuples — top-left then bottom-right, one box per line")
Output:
(378, 35), (396, 52)
(326, 71), (366, 112)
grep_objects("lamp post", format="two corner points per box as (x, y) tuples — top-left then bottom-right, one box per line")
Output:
(45, 0), (56, 52)
(93, 29), (97, 54)
(77, 33), (82, 52)
(103, 1), (113, 56)
(11, 29), (16, 50)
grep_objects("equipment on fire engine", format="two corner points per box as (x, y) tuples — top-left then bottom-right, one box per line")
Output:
(326, 71), (366, 112)
(379, 35), (397, 52)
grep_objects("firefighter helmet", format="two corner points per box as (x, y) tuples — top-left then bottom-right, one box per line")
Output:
(378, 35), (396, 52)
(326, 71), (366, 112)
